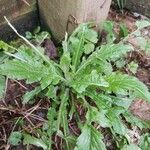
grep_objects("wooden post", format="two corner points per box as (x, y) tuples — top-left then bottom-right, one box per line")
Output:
(38, 0), (112, 41)
(0, 0), (38, 41)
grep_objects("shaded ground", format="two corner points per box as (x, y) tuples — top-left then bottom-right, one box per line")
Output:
(0, 8), (150, 150)
(0, 80), (50, 150)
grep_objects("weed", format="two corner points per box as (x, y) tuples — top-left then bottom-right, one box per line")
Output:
(116, 0), (126, 13)
(0, 19), (150, 149)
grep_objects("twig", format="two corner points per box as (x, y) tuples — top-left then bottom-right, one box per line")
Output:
(23, 101), (42, 120)
(28, 114), (46, 122)
(13, 79), (28, 90)
(23, 115), (35, 127)
(25, 100), (41, 113)
(22, 0), (30, 6)
(69, 124), (79, 136)
(14, 99), (21, 108)
(0, 106), (16, 113)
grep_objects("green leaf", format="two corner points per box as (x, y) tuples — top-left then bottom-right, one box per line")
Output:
(46, 107), (57, 149)
(103, 21), (116, 43)
(127, 61), (138, 74)
(23, 134), (47, 149)
(34, 26), (41, 34)
(136, 20), (150, 29)
(135, 37), (149, 50)
(0, 48), (61, 85)
(35, 31), (51, 43)
(139, 133), (150, 150)
(56, 89), (70, 149)
(76, 43), (132, 75)
(60, 37), (71, 78)
(110, 117), (127, 135)
(115, 59), (126, 68)
(112, 97), (133, 109)
(85, 90), (112, 109)
(60, 51), (71, 73)
(97, 43), (133, 60)
(0, 60), (43, 83)
(72, 70), (109, 93)
(70, 26), (85, 71)
(144, 39), (150, 54)
(107, 107), (127, 135)
(46, 85), (58, 100)
(23, 86), (41, 104)
(119, 24), (128, 37)
(84, 29), (98, 43)
(106, 73), (150, 101)
(103, 21), (114, 34)
(116, 0), (126, 11)
(122, 144), (141, 150)
(124, 111), (149, 129)
(0, 75), (5, 99)
(13, 45), (41, 63)
(0, 40), (9, 51)
(84, 43), (95, 54)
(0, 52), (8, 64)
(40, 68), (60, 89)
(65, 135), (77, 150)
(40, 75), (53, 89)
(57, 89), (69, 131)
(75, 125), (106, 150)
(69, 24), (98, 72)
(86, 106), (111, 128)
(25, 31), (33, 39)
(8, 131), (22, 146)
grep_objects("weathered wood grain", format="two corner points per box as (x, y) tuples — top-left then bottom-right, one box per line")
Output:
(38, 0), (112, 41)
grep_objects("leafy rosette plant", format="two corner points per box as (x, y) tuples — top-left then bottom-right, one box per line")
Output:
(0, 23), (150, 149)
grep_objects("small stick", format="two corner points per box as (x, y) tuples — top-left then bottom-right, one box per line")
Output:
(13, 79), (28, 90)
(22, 0), (30, 6)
